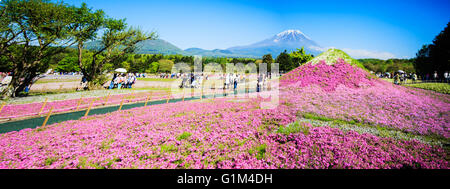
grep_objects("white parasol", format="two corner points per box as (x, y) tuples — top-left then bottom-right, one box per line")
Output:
(114, 68), (127, 73)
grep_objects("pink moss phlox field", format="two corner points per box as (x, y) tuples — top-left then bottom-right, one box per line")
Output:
(0, 98), (447, 169)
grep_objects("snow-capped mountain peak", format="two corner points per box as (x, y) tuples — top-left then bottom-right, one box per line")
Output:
(276, 29), (307, 37)
(274, 29), (312, 42)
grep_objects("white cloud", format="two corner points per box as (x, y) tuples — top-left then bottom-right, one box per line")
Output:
(308, 45), (326, 52)
(340, 48), (396, 60)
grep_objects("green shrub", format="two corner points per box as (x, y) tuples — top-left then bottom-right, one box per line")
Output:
(277, 121), (310, 136)
(44, 157), (59, 166)
(177, 132), (192, 141)
(302, 113), (334, 122)
(160, 144), (177, 153)
(255, 144), (267, 160)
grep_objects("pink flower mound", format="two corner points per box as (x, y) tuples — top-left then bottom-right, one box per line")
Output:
(280, 58), (375, 91)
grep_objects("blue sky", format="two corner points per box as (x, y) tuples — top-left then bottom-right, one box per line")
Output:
(64, 0), (450, 59)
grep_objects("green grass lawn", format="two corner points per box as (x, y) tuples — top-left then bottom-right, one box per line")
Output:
(28, 88), (79, 96)
(34, 79), (79, 84)
(382, 78), (450, 94)
(405, 83), (450, 94)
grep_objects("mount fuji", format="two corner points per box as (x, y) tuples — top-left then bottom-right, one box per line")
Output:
(185, 29), (324, 57)
(225, 29), (323, 57)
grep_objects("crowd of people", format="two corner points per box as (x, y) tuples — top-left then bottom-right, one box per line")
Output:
(107, 73), (137, 89)
(421, 71), (450, 83)
(376, 71), (450, 85)
(0, 72), (275, 92)
(159, 73), (176, 79)
(49, 71), (82, 76)
(392, 72), (418, 85)
(179, 73), (204, 88)
(176, 72), (271, 93)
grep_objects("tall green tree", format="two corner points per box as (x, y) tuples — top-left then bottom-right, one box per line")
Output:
(146, 62), (159, 73)
(158, 59), (174, 73)
(414, 44), (432, 75)
(262, 54), (273, 64)
(69, 2), (105, 87)
(56, 56), (80, 72)
(429, 22), (450, 76)
(276, 50), (293, 72)
(414, 22), (450, 76)
(72, 4), (157, 88)
(0, 0), (78, 98)
(289, 47), (313, 68)
(262, 54), (273, 72)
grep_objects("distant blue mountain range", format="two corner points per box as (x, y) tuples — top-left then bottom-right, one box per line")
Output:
(84, 29), (324, 58)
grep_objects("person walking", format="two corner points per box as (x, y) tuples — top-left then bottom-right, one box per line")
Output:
(444, 71), (449, 83)
(77, 75), (88, 91)
(192, 74), (198, 88)
(190, 73), (195, 88)
(433, 71), (438, 82)
(124, 74), (129, 88)
(109, 73), (117, 89)
(128, 73), (136, 88)
(257, 74), (263, 92)
(233, 74), (239, 90)
(393, 72), (400, 85)
(180, 73), (187, 88)
(199, 74), (204, 88)
(225, 74), (231, 89)
(113, 74), (120, 89)
(412, 73), (418, 84)
(117, 74), (125, 89)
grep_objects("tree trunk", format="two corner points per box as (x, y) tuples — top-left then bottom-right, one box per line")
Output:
(78, 42), (83, 71)
(0, 68), (38, 99)
(14, 72), (37, 97)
